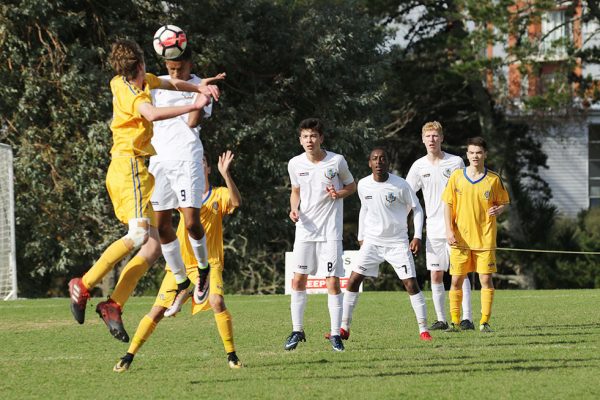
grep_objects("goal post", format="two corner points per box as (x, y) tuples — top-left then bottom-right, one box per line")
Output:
(0, 144), (17, 300)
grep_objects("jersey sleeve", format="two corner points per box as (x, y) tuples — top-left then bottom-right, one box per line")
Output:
(288, 159), (299, 187)
(216, 187), (237, 215)
(405, 163), (421, 192)
(357, 181), (366, 241)
(494, 176), (510, 205)
(338, 156), (354, 186)
(145, 73), (162, 90)
(442, 171), (458, 204)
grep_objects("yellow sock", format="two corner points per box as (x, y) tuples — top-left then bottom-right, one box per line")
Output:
(449, 289), (463, 325)
(82, 239), (130, 289)
(127, 315), (157, 355)
(215, 309), (235, 354)
(480, 288), (495, 325)
(110, 255), (149, 307)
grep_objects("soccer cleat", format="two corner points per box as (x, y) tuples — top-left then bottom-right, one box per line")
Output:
(329, 335), (345, 352)
(96, 299), (129, 342)
(68, 278), (90, 324)
(193, 265), (210, 304)
(479, 323), (493, 333)
(113, 353), (134, 373)
(324, 327), (350, 341)
(429, 320), (449, 330)
(284, 331), (306, 351)
(460, 319), (475, 330)
(444, 323), (462, 333)
(164, 278), (192, 317)
(420, 331), (433, 341)
(227, 352), (243, 369)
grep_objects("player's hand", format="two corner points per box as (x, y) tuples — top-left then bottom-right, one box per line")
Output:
(289, 209), (300, 223)
(488, 205), (505, 216)
(409, 238), (421, 255)
(200, 72), (226, 86)
(218, 150), (234, 177)
(198, 84), (220, 101)
(326, 185), (338, 199)
(447, 231), (458, 246)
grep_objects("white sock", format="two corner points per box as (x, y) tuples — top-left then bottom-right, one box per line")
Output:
(161, 239), (187, 284)
(409, 292), (428, 333)
(431, 283), (446, 322)
(462, 277), (472, 321)
(291, 290), (307, 332)
(188, 234), (208, 269)
(342, 291), (360, 331)
(328, 293), (343, 336)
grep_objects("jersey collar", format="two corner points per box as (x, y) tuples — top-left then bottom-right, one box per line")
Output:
(463, 167), (487, 184)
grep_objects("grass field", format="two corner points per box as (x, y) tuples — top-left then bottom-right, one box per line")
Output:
(1, 290), (599, 399)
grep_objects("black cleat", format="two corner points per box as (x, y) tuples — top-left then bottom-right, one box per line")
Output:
(113, 353), (134, 373)
(193, 266), (210, 304)
(284, 331), (306, 351)
(444, 323), (462, 333)
(96, 299), (129, 342)
(429, 320), (449, 330)
(227, 352), (243, 369)
(329, 335), (345, 352)
(460, 319), (475, 330)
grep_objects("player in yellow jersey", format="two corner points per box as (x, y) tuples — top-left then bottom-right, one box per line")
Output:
(442, 137), (509, 333)
(68, 39), (220, 342)
(113, 150), (243, 371)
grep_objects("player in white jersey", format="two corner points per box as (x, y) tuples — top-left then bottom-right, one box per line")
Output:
(284, 118), (356, 352)
(406, 121), (473, 330)
(336, 147), (432, 342)
(149, 47), (225, 314)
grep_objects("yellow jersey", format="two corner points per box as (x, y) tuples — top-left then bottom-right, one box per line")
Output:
(109, 73), (161, 157)
(442, 168), (509, 250)
(177, 186), (236, 267)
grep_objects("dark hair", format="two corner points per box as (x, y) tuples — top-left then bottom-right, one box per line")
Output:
(369, 146), (387, 159)
(170, 46), (192, 62)
(298, 118), (324, 135)
(466, 136), (487, 151)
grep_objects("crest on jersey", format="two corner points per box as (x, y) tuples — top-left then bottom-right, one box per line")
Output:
(484, 191), (490, 199)
(324, 168), (338, 180)
(182, 92), (195, 99)
(443, 168), (452, 178)
(212, 201), (219, 210)
(385, 192), (397, 204)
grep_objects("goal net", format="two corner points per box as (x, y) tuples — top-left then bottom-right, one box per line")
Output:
(0, 144), (17, 300)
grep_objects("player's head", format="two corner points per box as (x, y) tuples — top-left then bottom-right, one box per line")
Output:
(298, 118), (324, 153)
(466, 136), (487, 167)
(368, 147), (389, 177)
(165, 46), (193, 81)
(109, 40), (145, 80)
(421, 121), (444, 154)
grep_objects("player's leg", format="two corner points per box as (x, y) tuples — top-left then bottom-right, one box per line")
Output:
(476, 250), (497, 332)
(114, 270), (176, 372)
(338, 271), (365, 340)
(460, 274), (475, 330)
(391, 245), (431, 341)
(446, 248), (471, 332)
(284, 240), (314, 350)
(320, 240), (345, 351)
(427, 238), (449, 330)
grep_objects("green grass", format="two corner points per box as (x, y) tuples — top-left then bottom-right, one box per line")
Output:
(1, 290), (599, 399)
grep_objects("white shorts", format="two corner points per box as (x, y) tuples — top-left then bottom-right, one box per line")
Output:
(354, 242), (416, 280)
(425, 238), (450, 272)
(149, 160), (205, 210)
(292, 240), (344, 277)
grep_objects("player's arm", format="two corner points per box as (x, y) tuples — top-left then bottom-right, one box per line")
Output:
(200, 73), (226, 86)
(327, 181), (356, 200)
(188, 73), (226, 127)
(357, 184), (365, 247)
(444, 202), (457, 245)
(138, 99), (207, 123)
(289, 186), (300, 223)
(158, 78), (221, 103)
(488, 204), (507, 216)
(407, 187), (423, 254)
(218, 150), (241, 208)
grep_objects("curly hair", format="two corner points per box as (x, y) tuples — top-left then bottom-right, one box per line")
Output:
(109, 40), (145, 80)
(421, 121), (443, 135)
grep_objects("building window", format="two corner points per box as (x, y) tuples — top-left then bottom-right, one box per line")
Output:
(541, 10), (570, 57)
(589, 125), (600, 207)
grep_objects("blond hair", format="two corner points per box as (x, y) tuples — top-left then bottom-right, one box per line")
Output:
(109, 39), (145, 80)
(422, 121), (443, 135)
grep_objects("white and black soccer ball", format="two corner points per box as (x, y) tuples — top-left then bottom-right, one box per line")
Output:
(153, 25), (187, 59)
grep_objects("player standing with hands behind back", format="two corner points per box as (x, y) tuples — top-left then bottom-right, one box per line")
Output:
(68, 39), (219, 342)
(285, 118), (356, 352)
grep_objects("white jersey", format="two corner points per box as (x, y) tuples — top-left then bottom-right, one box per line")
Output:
(288, 151), (354, 242)
(150, 74), (212, 162)
(406, 152), (464, 239)
(357, 173), (423, 246)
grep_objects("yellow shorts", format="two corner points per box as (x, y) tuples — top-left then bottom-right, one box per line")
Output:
(106, 157), (156, 226)
(449, 248), (496, 275)
(154, 262), (225, 315)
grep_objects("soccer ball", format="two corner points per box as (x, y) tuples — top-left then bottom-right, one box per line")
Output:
(153, 25), (187, 59)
